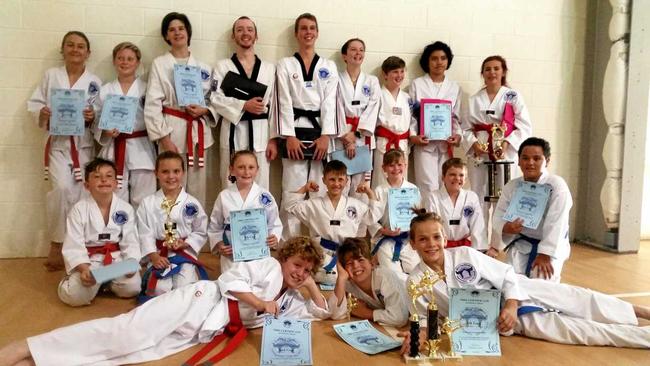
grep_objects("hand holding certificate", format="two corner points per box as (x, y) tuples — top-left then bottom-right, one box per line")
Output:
(90, 258), (140, 284)
(230, 208), (270, 262)
(173, 64), (206, 107)
(449, 288), (501, 356)
(503, 181), (551, 229)
(50, 88), (85, 136)
(419, 99), (452, 141)
(260, 317), (312, 366)
(333, 320), (401, 355)
(98, 94), (138, 134)
(388, 188), (419, 231)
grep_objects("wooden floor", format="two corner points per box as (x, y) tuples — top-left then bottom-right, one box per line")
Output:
(0, 243), (649, 365)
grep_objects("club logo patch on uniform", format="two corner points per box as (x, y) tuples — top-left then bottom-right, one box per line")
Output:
(318, 67), (330, 79)
(259, 192), (273, 207)
(195, 290), (202, 297)
(504, 90), (517, 101)
(200, 69), (210, 81)
(140, 95), (146, 107)
(88, 81), (99, 96)
(184, 203), (199, 218)
(346, 206), (358, 219)
(463, 206), (474, 218)
(454, 263), (477, 283)
(362, 85), (371, 97)
(112, 210), (129, 225)
(292, 73), (299, 80)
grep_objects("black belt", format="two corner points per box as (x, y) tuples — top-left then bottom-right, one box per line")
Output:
(229, 111), (269, 156)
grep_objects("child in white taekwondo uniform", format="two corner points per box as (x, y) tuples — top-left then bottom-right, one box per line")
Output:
(336, 38), (381, 199)
(285, 160), (382, 285)
(274, 13), (345, 241)
(0, 237), (334, 366)
(492, 137), (572, 282)
(58, 159), (141, 307)
(373, 56), (414, 189)
(369, 150), (421, 279)
(409, 42), (463, 202)
(144, 12), (217, 208)
(329, 238), (410, 327)
(398, 211), (650, 353)
(27, 31), (102, 271)
(211, 16), (278, 190)
(95, 42), (156, 209)
(425, 158), (489, 253)
(208, 151), (282, 273)
(137, 152), (209, 300)
(461, 56), (532, 223)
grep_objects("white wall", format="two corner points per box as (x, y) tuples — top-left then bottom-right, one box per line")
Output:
(0, 0), (590, 257)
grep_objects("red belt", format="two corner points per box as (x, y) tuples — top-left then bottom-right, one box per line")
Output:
(162, 107), (205, 168)
(114, 130), (148, 188)
(182, 299), (247, 366)
(375, 125), (409, 151)
(446, 237), (472, 248)
(44, 136), (82, 182)
(473, 102), (516, 161)
(87, 242), (120, 265)
(345, 116), (371, 146)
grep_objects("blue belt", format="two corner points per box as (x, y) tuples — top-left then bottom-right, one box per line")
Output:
(506, 234), (540, 278)
(320, 238), (340, 272)
(371, 231), (409, 262)
(138, 255), (209, 304)
(517, 305), (544, 317)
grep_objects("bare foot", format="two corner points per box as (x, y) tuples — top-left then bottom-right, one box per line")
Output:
(44, 242), (64, 272)
(0, 340), (32, 366)
(633, 304), (650, 320)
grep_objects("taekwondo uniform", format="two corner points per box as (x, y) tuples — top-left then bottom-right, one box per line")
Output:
(144, 52), (218, 208)
(137, 188), (208, 296)
(329, 267), (410, 327)
(210, 54), (276, 189)
(274, 53), (344, 241)
(27, 257), (332, 366)
(492, 170), (572, 282)
(372, 87), (413, 188)
(58, 194), (141, 306)
(95, 77), (156, 209)
(409, 247), (650, 348)
(284, 193), (382, 285)
(369, 179), (421, 278)
(336, 70), (381, 200)
(425, 187), (488, 251)
(207, 182), (283, 273)
(461, 86), (532, 224)
(409, 75), (463, 202)
(27, 66), (102, 243)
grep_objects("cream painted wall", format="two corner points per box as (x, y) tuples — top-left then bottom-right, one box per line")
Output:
(0, 0), (590, 257)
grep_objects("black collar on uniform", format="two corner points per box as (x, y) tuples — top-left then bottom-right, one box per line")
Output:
(293, 52), (320, 82)
(230, 53), (261, 81)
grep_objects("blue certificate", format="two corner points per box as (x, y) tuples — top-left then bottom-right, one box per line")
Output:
(503, 181), (551, 229)
(331, 146), (372, 175)
(449, 288), (501, 356)
(50, 88), (85, 136)
(90, 258), (140, 284)
(230, 208), (270, 262)
(419, 99), (452, 141)
(98, 94), (138, 134)
(173, 64), (206, 107)
(260, 317), (312, 366)
(333, 320), (401, 355)
(388, 188), (419, 231)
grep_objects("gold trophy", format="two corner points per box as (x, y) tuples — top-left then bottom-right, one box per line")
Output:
(491, 123), (507, 160)
(346, 293), (358, 321)
(441, 318), (462, 358)
(482, 122), (514, 203)
(161, 197), (179, 249)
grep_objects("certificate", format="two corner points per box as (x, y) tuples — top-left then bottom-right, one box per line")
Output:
(98, 94), (138, 134)
(333, 320), (401, 355)
(419, 99), (452, 141)
(331, 146), (372, 175)
(173, 64), (206, 107)
(50, 88), (85, 136)
(260, 317), (312, 366)
(449, 288), (501, 356)
(388, 188), (419, 231)
(230, 208), (270, 262)
(503, 181), (551, 229)
(90, 258), (140, 284)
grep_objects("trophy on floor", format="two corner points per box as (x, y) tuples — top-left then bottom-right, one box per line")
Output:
(346, 293), (358, 321)
(482, 122), (514, 203)
(161, 197), (179, 249)
(404, 270), (462, 363)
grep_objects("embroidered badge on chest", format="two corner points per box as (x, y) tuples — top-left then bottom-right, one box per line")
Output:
(292, 73), (299, 80)
(504, 90), (517, 101)
(88, 81), (99, 96)
(184, 203), (199, 218)
(112, 210), (129, 225)
(318, 67), (330, 79)
(454, 263), (477, 283)
(259, 192), (273, 207)
(346, 206), (358, 220)
(463, 206), (474, 218)
(362, 84), (371, 97)
(200, 69), (210, 81)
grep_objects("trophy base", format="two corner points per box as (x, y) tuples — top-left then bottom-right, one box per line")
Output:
(403, 353), (462, 363)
